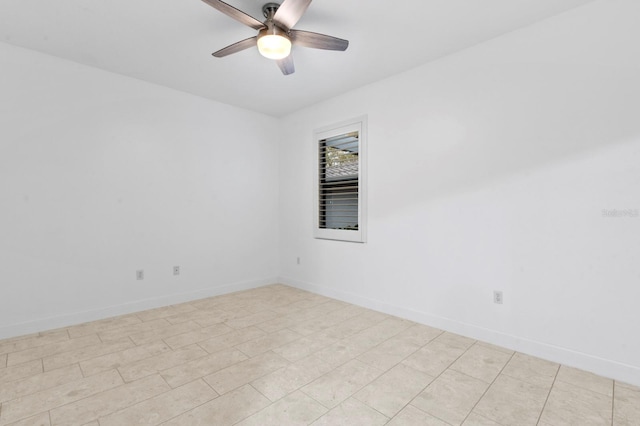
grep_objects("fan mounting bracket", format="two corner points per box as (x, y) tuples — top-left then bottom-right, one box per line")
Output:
(262, 2), (280, 19)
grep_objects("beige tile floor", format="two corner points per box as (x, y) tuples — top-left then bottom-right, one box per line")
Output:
(0, 284), (638, 426)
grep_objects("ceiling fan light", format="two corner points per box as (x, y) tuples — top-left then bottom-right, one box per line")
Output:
(257, 29), (291, 60)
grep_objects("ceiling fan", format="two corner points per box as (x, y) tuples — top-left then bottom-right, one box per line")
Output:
(201, 0), (349, 75)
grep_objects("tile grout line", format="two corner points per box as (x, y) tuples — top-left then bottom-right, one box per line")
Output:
(357, 329), (444, 375)
(350, 397), (392, 424)
(157, 371), (172, 390)
(151, 329), (299, 426)
(0, 364), (87, 411)
(41, 374), (123, 425)
(1, 339), (68, 368)
(246, 382), (272, 403)
(8, 343), (190, 423)
(348, 323), (448, 410)
(534, 362), (561, 425)
(45, 372), (175, 426)
(165, 347), (250, 389)
(297, 385), (342, 421)
(6, 334), (103, 370)
(155, 388), (221, 426)
(386, 337), (480, 425)
(42, 338), (139, 374)
(310, 360), (390, 416)
(459, 343), (516, 426)
(96, 330), (106, 344)
(353, 327), (444, 373)
(201, 376), (221, 396)
(95, 375), (189, 424)
(194, 341), (212, 356)
(104, 377), (220, 426)
(114, 367), (127, 388)
(360, 330), (449, 425)
(277, 325), (421, 420)
(611, 381), (615, 426)
(306, 315), (417, 372)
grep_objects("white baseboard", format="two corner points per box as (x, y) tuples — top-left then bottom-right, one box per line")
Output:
(279, 276), (640, 387)
(0, 277), (277, 340)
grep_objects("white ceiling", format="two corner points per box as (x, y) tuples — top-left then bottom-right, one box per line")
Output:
(0, 0), (595, 116)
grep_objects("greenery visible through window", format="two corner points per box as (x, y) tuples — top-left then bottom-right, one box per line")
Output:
(326, 145), (358, 178)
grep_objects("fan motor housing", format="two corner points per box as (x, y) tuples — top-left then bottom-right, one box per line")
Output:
(258, 24), (288, 39)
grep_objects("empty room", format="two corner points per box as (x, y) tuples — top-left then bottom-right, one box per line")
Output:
(1, 0), (639, 424)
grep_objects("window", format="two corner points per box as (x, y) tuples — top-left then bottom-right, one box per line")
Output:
(314, 116), (367, 242)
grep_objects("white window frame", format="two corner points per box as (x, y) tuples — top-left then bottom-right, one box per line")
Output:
(313, 115), (367, 243)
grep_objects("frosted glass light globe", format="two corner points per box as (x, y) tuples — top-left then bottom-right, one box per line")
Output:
(257, 34), (292, 60)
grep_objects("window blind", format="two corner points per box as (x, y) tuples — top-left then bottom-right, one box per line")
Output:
(318, 131), (359, 231)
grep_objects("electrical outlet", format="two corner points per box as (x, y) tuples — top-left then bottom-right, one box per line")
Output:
(493, 291), (503, 304)
(173, 266), (180, 276)
(136, 270), (144, 280)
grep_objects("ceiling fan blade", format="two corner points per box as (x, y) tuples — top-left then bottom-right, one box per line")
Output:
(273, 0), (312, 31)
(289, 30), (349, 51)
(277, 55), (295, 75)
(201, 0), (265, 30)
(212, 36), (257, 57)
(290, 30), (348, 51)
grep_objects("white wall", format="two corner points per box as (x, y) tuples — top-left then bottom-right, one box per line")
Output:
(278, 0), (640, 385)
(0, 43), (280, 338)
